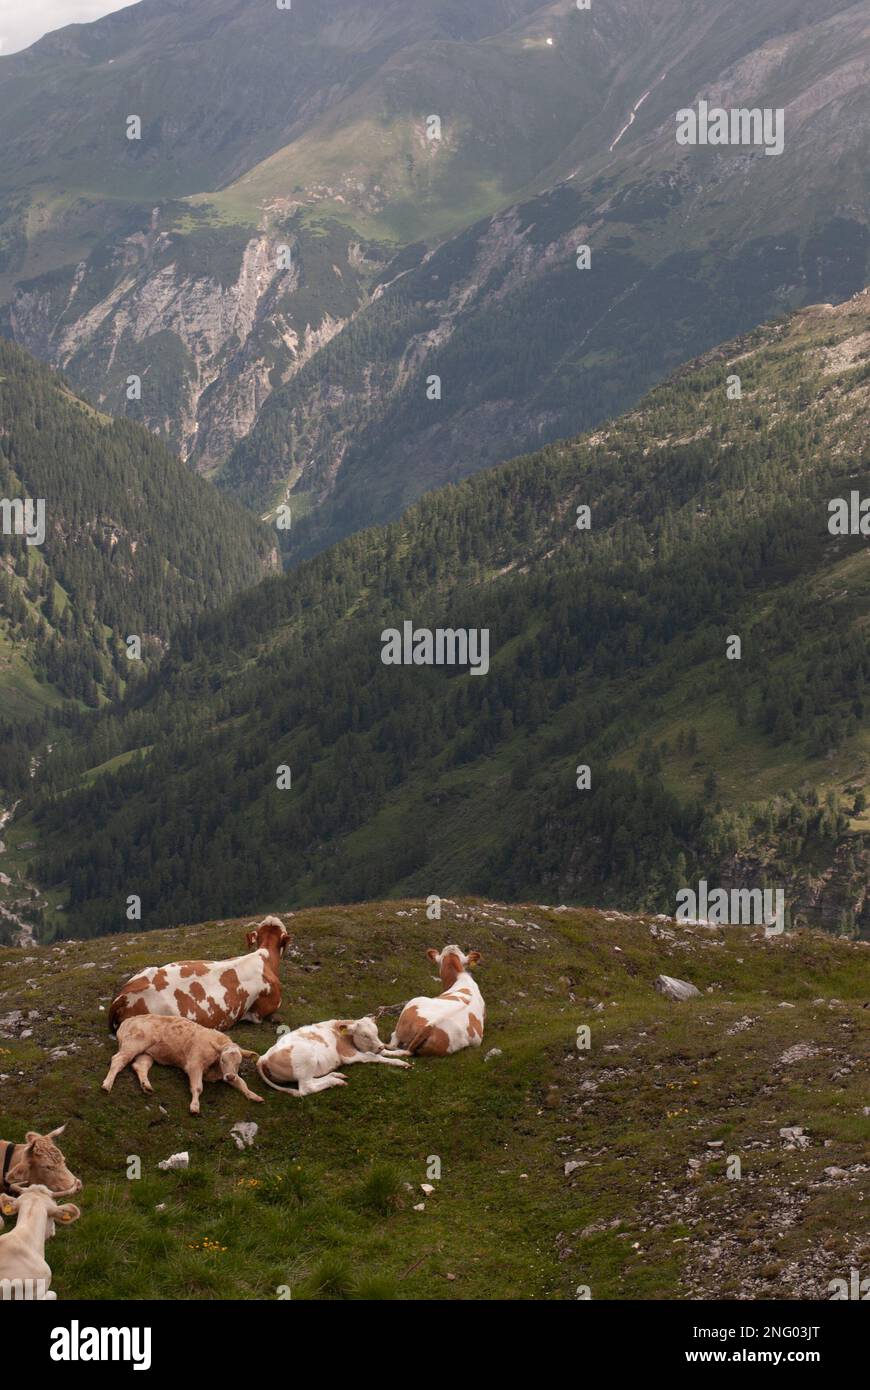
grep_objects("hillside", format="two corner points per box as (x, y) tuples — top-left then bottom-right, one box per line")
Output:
(14, 291), (870, 939)
(226, 0), (870, 547)
(0, 339), (276, 709)
(0, 898), (866, 1301)
(0, 0), (551, 218)
(0, 0), (605, 468)
(0, 339), (276, 944)
(0, 0), (866, 539)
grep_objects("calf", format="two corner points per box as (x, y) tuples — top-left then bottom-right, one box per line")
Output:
(389, 945), (484, 1056)
(102, 1016), (264, 1115)
(109, 916), (291, 1032)
(0, 1127), (82, 1198)
(0, 1184), (81, 1300)
(256, 1016), (411, 1097)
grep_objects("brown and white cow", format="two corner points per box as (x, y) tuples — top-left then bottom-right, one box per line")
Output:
(108, 916), (291, 1033)
(102, 1016), (263, 1115)
(256, 1016), (412, 1097)
(388, 945), (485, 1057)
(0, 1184), (81, 1298)
(0, 1127), (83, 1198)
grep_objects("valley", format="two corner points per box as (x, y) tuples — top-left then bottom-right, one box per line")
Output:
(3, 289), (868, 942)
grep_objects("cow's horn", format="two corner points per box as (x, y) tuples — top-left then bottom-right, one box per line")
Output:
(11, 1180), (79, 1197)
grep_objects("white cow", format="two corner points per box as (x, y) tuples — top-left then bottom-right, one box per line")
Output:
(0, 1184), (81, 1300)
(389, 945), (484, 1056)
(256, 1016), (412, 1097)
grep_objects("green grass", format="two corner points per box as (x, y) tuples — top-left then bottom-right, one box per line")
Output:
(78, 746), (152, 788)
(0, 628), (65, 720)
(0, 898), (867, 1300)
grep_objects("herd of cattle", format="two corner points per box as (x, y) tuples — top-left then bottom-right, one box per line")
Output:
(0, 917), (485, 1298)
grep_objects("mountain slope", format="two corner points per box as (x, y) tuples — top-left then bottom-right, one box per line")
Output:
(18, 291), (870, 938)
(225, 0), (870, 549)
(0, 0), (547, 208)
(0, 0), (610, 469)
(2, 0), (866, 529)
(0, 898), (866, 1300)
(0, 337), (276, 744)
(0, 339), (278, 946)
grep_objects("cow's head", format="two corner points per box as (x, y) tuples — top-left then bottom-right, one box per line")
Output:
(426, 945), (482, 987)
(337, 1017), (385, 1054)
(216, 1042), (259, 1080)
(246, 916), (291, 959)
(0, 1184), (81, 1237)
(6, 1127), (83, 1196)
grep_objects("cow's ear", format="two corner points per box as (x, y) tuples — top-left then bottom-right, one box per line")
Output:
(246, 930), (258, 948)
(54, 1203), (81, 1225)
(24, 1132), (39, 1146)
(0, 1195), (18, 1216)
(337, 1023), (351, 1035)
(466, 951), (482, 967)
(426, 948), (439, 963)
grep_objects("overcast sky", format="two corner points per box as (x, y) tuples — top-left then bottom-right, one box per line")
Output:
(0, 1), (138, 56)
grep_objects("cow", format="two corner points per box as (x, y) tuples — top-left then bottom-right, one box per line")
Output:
(102, 1016), (264, 1115)
(388, 945), (485, 1056)
(0, 1127), (83, 1198)
(108, 916), (292, 1033)
(0, 1184), (81, 1299)
(256, 1016), (412, 1097)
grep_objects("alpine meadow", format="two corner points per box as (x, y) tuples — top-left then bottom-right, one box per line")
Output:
(0, 0), (867, 1346)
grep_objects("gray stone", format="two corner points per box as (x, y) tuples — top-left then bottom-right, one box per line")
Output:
(654, 974), (701, 1002)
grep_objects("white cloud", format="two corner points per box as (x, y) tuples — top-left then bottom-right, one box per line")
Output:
(0, 1), (138, 56)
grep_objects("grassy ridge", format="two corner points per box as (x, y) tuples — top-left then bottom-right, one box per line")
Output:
(1, 898), (867, 1300)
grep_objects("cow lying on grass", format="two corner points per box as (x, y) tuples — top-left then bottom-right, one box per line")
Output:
(0, 1184), (81, 1299)
(102, 1016), (264, 1115)
(389, 945), (484, 1056)
(0, 1127), (82, 1197)
(109, 916), (291, 1032)
(256, 1016), (412, 1097)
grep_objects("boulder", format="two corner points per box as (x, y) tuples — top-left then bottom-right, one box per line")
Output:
(654, 974), (701, 1002)
(157, 1151), (189, 1172)
(230, 1122), (258, 1151)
